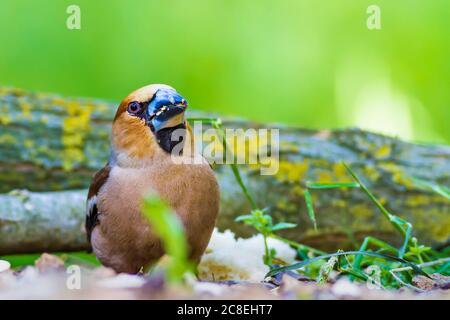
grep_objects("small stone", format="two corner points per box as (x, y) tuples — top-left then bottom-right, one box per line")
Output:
(194, 281), (226, 296)
(18, 266), (39, 282)
(413, 274), (450, 291)
(331, 279), (361, 298)
(35, 253), (65, 273)
(97, 274), (146, 289)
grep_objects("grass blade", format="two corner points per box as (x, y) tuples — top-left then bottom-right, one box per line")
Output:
(271, 222), (297, 231)
(343, 164), (393, 221)
(306, 182), (360, 189)
(352, 236), (399, 271)
(212, 119), (258, 210)
(266, 250), (429, 278)
(412, 178), (450, 200)
(343, 163), (412, 256)
(269, 235), (327, 256)
(304, 189), (317, 230)
(398, 220), (412, 259)
(188, 117), (258, 210)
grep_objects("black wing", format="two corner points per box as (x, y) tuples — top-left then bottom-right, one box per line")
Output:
(86, 165), (111, 243)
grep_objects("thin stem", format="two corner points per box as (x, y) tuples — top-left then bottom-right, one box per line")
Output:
(389, 257), (450, 292)
(263, 233), (271, 266)
(339, 267), (369, 282)
(188, 117), (258, 209)
(389, 270), (425, 292)
(187, 118), (217, 124)
(398, 222), (412, 259)
(269, 234), (327, 256)
(344, 163), (415, 256)
(213, 120), (257, 209)
(344, 163), (405, 235)
(390, 257), (450, 272)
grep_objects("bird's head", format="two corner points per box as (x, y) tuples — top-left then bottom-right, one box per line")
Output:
(111, 84), (189, 166)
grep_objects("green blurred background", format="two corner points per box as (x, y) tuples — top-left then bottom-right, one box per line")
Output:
(0, 0), (449, 143)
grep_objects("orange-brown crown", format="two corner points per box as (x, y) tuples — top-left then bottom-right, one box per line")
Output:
(111, 84), (189, 165)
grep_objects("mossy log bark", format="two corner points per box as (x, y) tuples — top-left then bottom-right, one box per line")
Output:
(0, 87), (449, 255)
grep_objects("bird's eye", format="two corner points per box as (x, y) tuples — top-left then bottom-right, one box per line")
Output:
(127, 101), (142, 114)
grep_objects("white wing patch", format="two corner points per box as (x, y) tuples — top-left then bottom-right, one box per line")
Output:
(86, 195), (97, 216)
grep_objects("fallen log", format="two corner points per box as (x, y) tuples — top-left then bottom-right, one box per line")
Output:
(0, 87), (449, 254)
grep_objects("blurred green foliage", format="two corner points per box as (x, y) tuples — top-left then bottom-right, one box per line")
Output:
(0, 0), (449, 143)
(1, 252), (100, 269)
(142, 195), (193, 282)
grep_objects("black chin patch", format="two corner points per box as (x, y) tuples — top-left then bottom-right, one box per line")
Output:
(155, 123), (186, 154)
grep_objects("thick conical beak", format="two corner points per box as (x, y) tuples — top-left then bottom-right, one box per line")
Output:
(147, 88), (188, 132)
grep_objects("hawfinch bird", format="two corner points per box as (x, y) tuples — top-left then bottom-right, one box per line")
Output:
(85, 84), (220, 274)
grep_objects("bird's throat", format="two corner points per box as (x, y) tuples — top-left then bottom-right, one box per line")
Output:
(155, 123), (186, 154)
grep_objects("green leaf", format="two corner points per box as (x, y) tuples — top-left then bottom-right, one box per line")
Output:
(271, 222), (297, 231)
(262, 214), (273, 225)
(234, 214), (255, 222)
(142, 195), (193, 282)
(304, 189), (317, 230)
(266, 250), (430, 278)
(306, 182), (360, 189)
